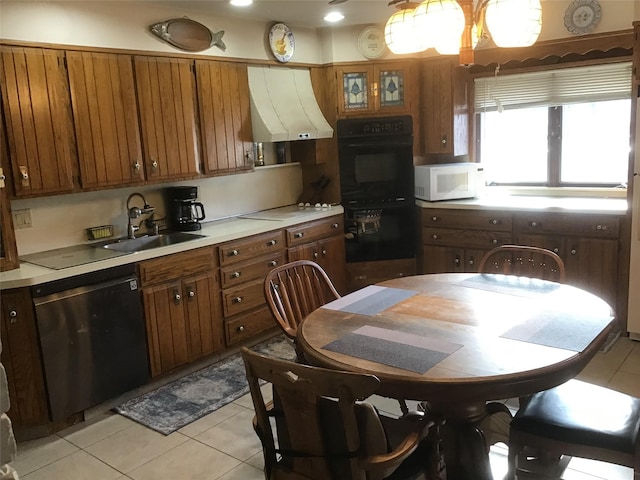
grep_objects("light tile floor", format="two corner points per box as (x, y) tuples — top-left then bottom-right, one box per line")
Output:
(10, 336), (640, 480)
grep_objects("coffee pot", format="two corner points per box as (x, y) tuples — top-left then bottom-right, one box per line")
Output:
(165, 186), (206, 231)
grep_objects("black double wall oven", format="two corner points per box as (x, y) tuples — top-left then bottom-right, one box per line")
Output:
(337, 115), (415, 264)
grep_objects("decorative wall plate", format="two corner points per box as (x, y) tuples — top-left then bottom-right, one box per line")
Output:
(269, 23), (295, 63)
(149, 17), (226, 52)
(357, 26), (386, 59)
(564, 0), (602, 35)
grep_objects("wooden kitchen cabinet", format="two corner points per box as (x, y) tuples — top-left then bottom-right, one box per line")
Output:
(0, 118), (18, 272)
(0, 46), (76, 196)
(66, 51), (144, 187)
(195, 60), (253, 175)
(218, 230), (285, 345)
(336, 62), (416, 116)
(514, 213), (621, 318)
(421, 59), (469, 156)
(0, 288), (49, 427)
(286, 214), (346, 293)
(138, 247), (222, 377)
(419, 209), (512, 273)
(134, 56), (201, 182)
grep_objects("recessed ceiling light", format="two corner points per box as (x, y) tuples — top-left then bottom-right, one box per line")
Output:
(230, 0), (252, 6)
(324, 11), (344, 23)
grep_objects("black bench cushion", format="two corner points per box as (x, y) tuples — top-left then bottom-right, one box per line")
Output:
(511, 379), (640, 454)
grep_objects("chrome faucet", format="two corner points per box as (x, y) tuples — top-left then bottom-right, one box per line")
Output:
(126, 192), (155, 239)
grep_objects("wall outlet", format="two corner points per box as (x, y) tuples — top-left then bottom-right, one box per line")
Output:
(12, 208), (32, 229)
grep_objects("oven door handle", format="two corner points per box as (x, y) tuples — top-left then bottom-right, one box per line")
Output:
(340, 141), (412, 148)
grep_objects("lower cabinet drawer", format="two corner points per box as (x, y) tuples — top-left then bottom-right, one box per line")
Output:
(225, 307), (275, 345)
(221, 279), (265, 317)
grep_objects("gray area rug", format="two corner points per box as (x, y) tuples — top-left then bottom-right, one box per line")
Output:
(114, 335), (295, 435)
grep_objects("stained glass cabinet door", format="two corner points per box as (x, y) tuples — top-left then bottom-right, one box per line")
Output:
(337, 65), (406, 115)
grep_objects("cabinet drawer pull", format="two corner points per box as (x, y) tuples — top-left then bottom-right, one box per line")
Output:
(431, 216), (439, 222)
(553, 247), (560, 253)
(570, 249), (577, 255)
(596, 224), (607, 231)
(267, 240), (277, 246)
(269, 260), (277, 267)
(454, 257), (460, 265)
(432, 234), (439, 240)
(231, 271), (241, 278)
(313, 252), (319, 258)
(491, 219), (498, 225)
(468, 258), (475, 266)
(332, 223), (339, 229)
(9, 310), (17, 324)
(229, 249), (239, 256)
(491, 239), (498, 244)
(233, 296), (243, 304)
(237, 325), (245, 332)
(530, 221), (538, 228)
(295, 232), (304, 238)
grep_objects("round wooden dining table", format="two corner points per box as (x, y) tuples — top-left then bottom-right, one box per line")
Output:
(297, 273), (616, 480)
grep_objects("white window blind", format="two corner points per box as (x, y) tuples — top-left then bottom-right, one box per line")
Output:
(474, 62), (632, 112)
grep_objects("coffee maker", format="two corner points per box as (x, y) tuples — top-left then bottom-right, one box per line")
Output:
(165, 186), (206, 231)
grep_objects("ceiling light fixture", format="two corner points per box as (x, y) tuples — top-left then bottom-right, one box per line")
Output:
(324, 11), (345, 23)
(384, 0), (542, 65)
(230, 0), (252, 6)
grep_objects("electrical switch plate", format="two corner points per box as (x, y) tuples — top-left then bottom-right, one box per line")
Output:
(12, 208), (32, 229)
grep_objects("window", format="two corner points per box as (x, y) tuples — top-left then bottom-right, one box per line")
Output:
(475, 62), (632, 187)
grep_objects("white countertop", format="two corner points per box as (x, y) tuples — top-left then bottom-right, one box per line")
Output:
(416, 194), (628, 215)
(0, 204), (344, 290)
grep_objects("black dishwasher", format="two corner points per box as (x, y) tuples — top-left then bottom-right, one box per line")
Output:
(32, 264), (149, 421)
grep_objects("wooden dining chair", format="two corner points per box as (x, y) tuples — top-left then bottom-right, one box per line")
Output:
(506, 379), (640, 479)
(264, 259), (412, 416)
(241, 347), (439, 480)
(477, 245), (566, 283)
(264, 260), (341, 362)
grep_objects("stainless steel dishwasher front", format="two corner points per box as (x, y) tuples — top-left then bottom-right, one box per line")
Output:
(32, 264), (149, 421)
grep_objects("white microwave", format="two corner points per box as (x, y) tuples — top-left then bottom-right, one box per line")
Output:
(415, 163), (483, 201)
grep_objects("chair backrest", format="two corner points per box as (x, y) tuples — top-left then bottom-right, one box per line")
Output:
(241, 347), (384, 480)
(264, 260), (341, 340)
(478, 244), (566, 282)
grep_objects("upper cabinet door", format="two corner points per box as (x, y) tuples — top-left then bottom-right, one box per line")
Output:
(0, 46), (76, 196)
(0, 117), (18, 272)
(421, 59), (469, 156)
(134, 56), (201, 181)
(195, 60), (253, 174)
(66, 51), (144, 188)
(337, 63), (411, 116)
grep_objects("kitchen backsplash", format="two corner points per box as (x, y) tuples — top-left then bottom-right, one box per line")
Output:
(12, 164), (303, 256)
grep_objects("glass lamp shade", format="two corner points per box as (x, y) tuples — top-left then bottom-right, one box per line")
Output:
(384, 6), (430, 54)
(414, 0), (465, 55)
(485, 0), (542, 47)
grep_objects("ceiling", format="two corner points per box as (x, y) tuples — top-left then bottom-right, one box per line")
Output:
(152, 0), (394, 29)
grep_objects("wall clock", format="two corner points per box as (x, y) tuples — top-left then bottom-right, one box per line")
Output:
(564, 0), (602, 35)
(269, 23), (295, 63)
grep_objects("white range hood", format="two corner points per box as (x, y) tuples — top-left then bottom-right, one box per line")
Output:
(247, 66), (333, 143)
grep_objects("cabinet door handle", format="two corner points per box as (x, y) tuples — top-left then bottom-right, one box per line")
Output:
(441, 135), (447, 147)
(8, 310), (17, 324)
(332, 223), (339, 229)
(553, 247), (560, 254)
(233, 296), (243, 304)
(266, 240), (276, 246)
(229, 249), (239, 256)
(187, 288), (195, 299)
(231, 271), (241, 279)
(133, 161), (141, 172)
(491, 219), (498, 225)
(570, 249), (577, 255)
(468, 258), (475, 266)
(530, 221), (538, 228)
(269, 260), (277, 267)
(295, 232), (304, 238)
(151, 159), (159, 170)
(237, 325), (245, 332)
(321, 249), (327, 256)
(313, 252), (319, 259)
(491, 239), (498, 244)
(432, 216), (439, 222)
(454, 257), (460, 265)
(432, 234), (439, 240)
(19, 166), (29, 186)
(174, 292), (181, 304)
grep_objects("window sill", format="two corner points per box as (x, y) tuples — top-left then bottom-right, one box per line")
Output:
(486, 186), (627, 199)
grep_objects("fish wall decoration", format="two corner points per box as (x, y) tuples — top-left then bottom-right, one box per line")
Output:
(149, 17), (226, 52)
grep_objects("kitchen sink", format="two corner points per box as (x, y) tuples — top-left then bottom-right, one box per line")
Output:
(97, 232), (206, 253)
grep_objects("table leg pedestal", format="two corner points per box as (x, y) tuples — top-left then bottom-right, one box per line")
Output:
(434, 402), (495, 480)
